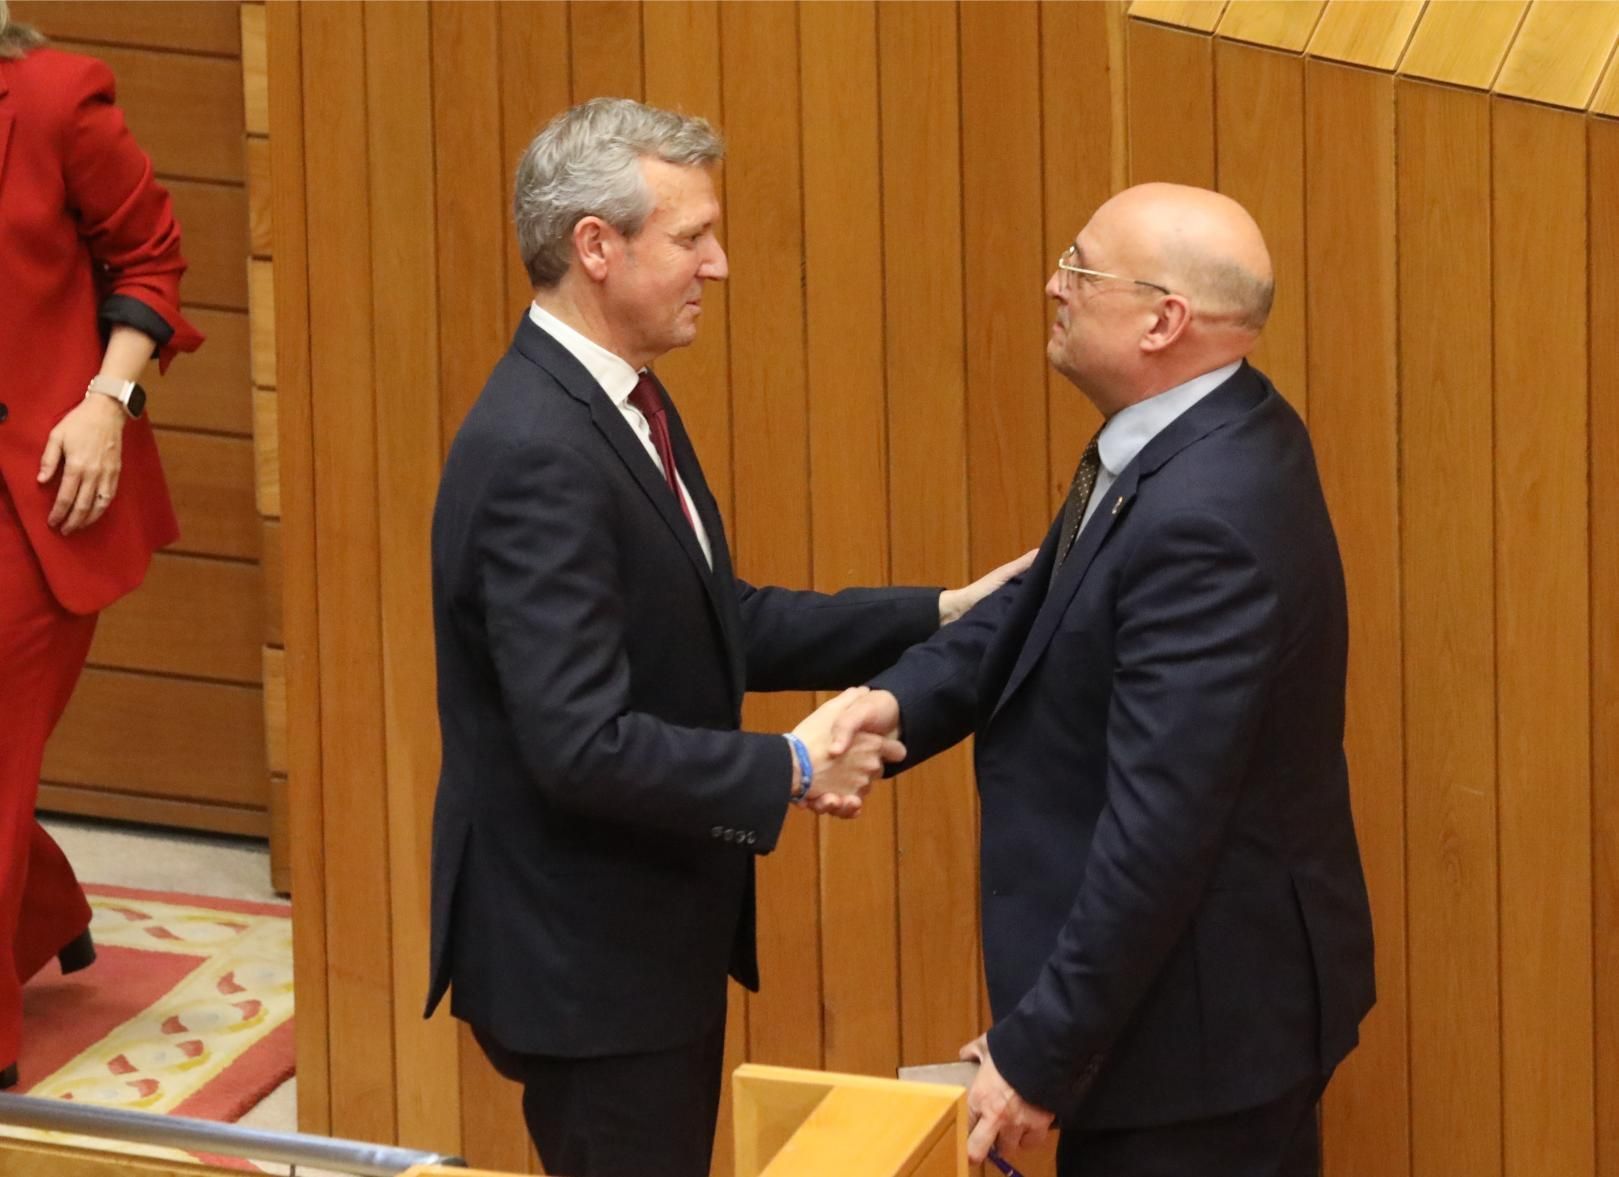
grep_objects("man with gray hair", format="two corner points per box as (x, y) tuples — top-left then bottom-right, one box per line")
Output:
(425, 98), (1024, 1176)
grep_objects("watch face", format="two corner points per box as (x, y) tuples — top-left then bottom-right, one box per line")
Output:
(126, 382), (147, 418)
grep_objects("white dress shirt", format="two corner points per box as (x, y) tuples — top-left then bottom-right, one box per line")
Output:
(529, 302), (714, 568)
(1078, 361), (1242, 535)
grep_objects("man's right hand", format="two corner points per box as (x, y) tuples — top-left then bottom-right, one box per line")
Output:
(791, 687), (905, 818)
(827, 688), (901, 758)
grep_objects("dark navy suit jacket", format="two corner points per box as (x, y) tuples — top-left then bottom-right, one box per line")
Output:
(873, 363), (1374, 1129)
(425, 317), (940, 1057)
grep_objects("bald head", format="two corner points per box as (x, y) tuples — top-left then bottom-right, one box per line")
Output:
(1093, 183), (1274, 332)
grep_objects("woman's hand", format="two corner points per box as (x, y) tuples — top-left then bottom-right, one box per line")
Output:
(38, 393), (128, 534)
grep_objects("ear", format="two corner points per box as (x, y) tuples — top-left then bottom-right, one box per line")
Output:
(1139, 294), (1192, 354)
(573, 216), (614, 283)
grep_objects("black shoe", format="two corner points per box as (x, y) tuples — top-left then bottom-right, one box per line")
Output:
(0, 1063), (17, 1089)
(57, 929), (96, 974)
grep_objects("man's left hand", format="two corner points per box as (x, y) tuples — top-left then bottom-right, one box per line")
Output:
(939, 549), (1037, 625)
(960, 1033), (1054, 1166)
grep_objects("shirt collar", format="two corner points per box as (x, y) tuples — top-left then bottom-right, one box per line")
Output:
(528, 302), (643, 406)
(1096, 360), (1242, 477)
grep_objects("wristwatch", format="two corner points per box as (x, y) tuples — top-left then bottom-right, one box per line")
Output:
(86, 375), (147, 419)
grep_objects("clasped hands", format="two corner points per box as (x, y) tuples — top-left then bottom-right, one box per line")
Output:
(788, 687), (902, 819)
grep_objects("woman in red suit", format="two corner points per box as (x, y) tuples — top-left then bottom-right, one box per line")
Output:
(0, 7), (203, 1087)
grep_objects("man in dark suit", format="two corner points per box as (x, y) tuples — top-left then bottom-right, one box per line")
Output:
(833, 183), (1375, 1176)
(426, 98), (1024, 1177)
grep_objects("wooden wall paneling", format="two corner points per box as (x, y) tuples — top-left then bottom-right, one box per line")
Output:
(432, 0), (513, 452)
(1492, 96), (1594, 1177)
(267, 0), (330, 1134)
(1213, 40), (1308, 417)
(1306, 0), (1423, 72)
(876, 0), (979, 1077)
(90, 552), (264, 682)
(1041, 0), (1116, 512)
(51, 44), (245, 181)
(569, 0), (643, 101)
(156, 430), (260, 559)
(250, 259), (276, 386)
(1494, 1), (1619, 112)
(145, 308), (252, 435)
(301, 0), (397, 1144)
(643, 1), (733, 516)
(36, 782), (267, 838)
(798, 0), (898, 1081)
(167, 179), (250, 310)
(253, 390), (279, 517)
(1399, 0), (1528, 91)
(961, 1), (1049, 566)
(1592, 113), (1619, 1177)
(719, 0), (822, 1073)
(362, 1), (462, 1156)
(248, 136), (273, 257)
(497, 1), (572, 319)
(1126, 0), (1227, 34)
(1125, 21), (1215, 187)
(10, 1), (241, 55)
(269, 773), (292, 894)
(1395, 78), (1502, 1177)
(44, 668), (266, 805)
(1596, 48), (1619, 117)
(1302, 61), (1409, 1177)
(431, 6), (539, 1169)
(264, 645), (287, 777)
(241, 2), (267, 136)
(263, 519), (283, 647)
(1215, 0), (1325, 53)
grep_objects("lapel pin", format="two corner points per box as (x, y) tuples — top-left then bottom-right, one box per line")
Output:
(1111, 495), (1124, 515)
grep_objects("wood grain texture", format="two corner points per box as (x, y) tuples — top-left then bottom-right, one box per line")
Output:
(875, 0), (982, 1078)
(44, 667), (266, 804)
(1399, 0), (1528, 90)
(145, 308), (252, 435)
(168, 179), (249, 310)
(961, 0), (1049, 567)
(1302, 60), (1409, 1177)
(262, 518), (283, 647)
(497, 0), (571, 317)
(1396, 78), (1502, 1177)
(301, 0), (397, 1143)
(569, 0), (642, 101)
(248, 136), (273, 257)
(264, 645), (286, 776)
(51, 43), (245, 182)
(1492, 96), (1594, 1177)
(1126, 20), (1215, 187)
(156, 429), (260, 560)
(253, 389), (279, 517)
(1306, 0), (1423, 71)
(36, 782), (268, 838)
(269, 772), (291, 894)
(1214, 0), (1325, 53)
(1127, 0), (1227, 34)
(9, 1), (241, 56)
(91, 551), (265, 683)
(1494, 0), (1619, 111)
(242, 1), (267, 134)
(250, 259), (276, 386)
(1042, 0), (1115, 512)
(720, 0), (822, 1073)
(1595, 47), (1619, 117)
(267, 0), (331, 1134)
(361, 0), (461, 1155)
(1592, 114), (1619, 1177)
(1214, 39), (1308, 417)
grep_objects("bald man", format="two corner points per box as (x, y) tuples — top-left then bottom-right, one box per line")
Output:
(831, 185), (1374, 1176)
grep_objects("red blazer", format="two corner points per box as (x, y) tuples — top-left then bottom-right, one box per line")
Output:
(0, 47), (203, 615)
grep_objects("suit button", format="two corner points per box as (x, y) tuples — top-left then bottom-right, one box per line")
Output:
(0, 403), (8, 423)
(745, 831), (757, 845)
(724, 829), (738, 842)
(711, 826), (724, 839)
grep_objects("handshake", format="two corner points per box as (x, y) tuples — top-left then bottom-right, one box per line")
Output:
(787, 686), (903, 820)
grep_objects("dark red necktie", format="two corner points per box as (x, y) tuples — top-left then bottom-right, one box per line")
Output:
(628, 373), (696, 531)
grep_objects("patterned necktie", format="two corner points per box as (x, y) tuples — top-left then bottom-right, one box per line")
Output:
(628, 373), (697, 532)
(1049, 432), (1102, 589)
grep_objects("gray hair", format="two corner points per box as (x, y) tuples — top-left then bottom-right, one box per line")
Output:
(514, 97), (724, 288)
(0, 0), (46, 59)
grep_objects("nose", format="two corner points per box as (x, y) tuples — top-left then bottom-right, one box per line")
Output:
(701, 239), (729, 281)
(1045, 271), (1064, 300)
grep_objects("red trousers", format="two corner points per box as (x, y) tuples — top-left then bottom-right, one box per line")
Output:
(0, 481), (97, 1068)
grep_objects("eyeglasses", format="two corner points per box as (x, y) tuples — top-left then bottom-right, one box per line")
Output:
(1057, 243), (1172, 296)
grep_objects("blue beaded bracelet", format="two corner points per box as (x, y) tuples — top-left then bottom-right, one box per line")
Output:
(783, 733), (813, 804)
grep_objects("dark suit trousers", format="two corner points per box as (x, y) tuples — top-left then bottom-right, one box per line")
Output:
(1057, 1075), (1325, 1177)
(475, 1019), (727, 1177)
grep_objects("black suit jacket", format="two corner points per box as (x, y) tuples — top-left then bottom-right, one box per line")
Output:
(425, 316), (939, 1058)
(873, 364), (1374, 1129)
